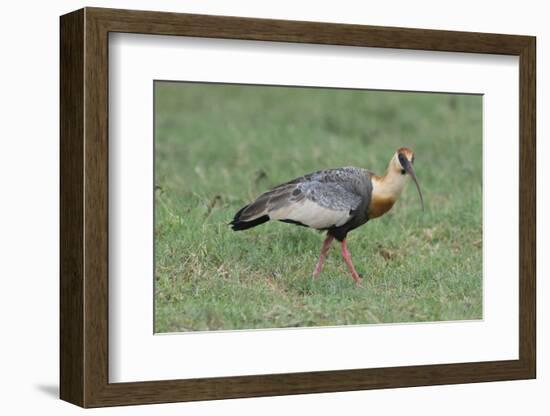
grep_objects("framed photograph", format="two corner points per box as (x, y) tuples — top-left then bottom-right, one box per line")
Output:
(60, 7), (536, 408)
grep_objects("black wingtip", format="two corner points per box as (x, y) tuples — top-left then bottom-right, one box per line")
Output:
(229, 204), (270, 231)
(229, 205), (248, 229)
(230, 215), (270, 231)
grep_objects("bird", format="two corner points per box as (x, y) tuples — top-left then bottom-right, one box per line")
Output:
(230, 147), (424, 286)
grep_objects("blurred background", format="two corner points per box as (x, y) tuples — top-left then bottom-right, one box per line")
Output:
(154, 81), (482, 332)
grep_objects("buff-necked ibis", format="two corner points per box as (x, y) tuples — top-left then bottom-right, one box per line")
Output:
(230, 147), (424, 286)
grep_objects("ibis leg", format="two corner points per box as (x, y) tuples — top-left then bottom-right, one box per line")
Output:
(312, 234), (334, 278)
(340, 239), (363, 286)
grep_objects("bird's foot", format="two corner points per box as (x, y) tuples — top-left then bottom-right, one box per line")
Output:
(351, 273), (364, 288)
(312, 261), (325, 279)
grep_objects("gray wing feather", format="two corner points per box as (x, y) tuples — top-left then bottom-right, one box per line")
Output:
(239, 167), (370, 227)
(296, 181), (361, 211)
(239, 184), (299, 221)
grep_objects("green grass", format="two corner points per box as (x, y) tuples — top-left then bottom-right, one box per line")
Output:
(154, 82), (482, 332)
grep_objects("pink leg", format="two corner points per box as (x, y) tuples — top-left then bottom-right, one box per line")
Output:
(312, 234), (334, 278)
(340, 239), (363, 286)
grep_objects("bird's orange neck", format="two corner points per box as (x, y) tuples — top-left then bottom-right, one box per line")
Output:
(368, 159), (409, 218)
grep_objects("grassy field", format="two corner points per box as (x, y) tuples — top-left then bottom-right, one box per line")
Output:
(154, 82), (483, 332)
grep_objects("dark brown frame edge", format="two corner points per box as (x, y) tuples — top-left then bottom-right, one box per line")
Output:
(60, 7), (536, 408)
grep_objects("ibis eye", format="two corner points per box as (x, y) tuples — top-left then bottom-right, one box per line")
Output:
(401, 169), (406, 175)
(398, 153), (409, 170)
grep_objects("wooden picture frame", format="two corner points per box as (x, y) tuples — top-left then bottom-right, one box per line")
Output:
(60, 7), (536, 408)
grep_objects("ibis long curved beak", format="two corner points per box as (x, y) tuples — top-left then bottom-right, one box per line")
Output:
(402, 158), (424, 211)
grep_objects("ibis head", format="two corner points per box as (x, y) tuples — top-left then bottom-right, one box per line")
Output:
(393, 147), (424, 210)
